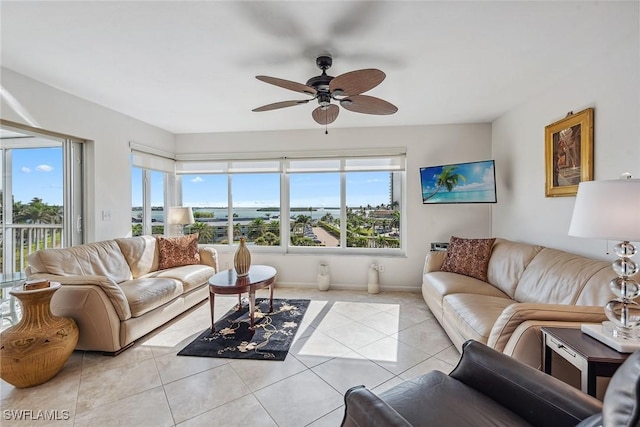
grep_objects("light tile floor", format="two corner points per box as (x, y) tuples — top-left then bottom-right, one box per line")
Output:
(0, 288), (460, 427)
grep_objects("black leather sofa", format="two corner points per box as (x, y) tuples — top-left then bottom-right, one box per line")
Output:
(341, 339), (640, 427)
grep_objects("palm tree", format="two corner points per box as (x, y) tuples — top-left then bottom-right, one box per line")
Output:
(231, 222), (242, 240)
(320, 212), (334, 224)
(391, 210), (400, 231)
(293, 214), (311, 235)
(247, 218), (266, 240)
(423, 166), (466, 201)
(14, 197), (61, 224)
(267, 220), (280, 236)
(188, 222), (213, 243)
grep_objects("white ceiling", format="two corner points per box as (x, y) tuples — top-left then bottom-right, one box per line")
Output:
(1, 1), (637, 134)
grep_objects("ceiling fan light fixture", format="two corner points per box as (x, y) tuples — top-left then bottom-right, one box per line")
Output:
(253, 55), (397, 128)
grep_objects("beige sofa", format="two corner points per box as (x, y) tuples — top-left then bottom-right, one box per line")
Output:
(26, 235), (218, 354)
(422, 238), (629, 369)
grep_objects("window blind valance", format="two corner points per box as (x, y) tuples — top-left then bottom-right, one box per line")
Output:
(130, 143), (175, 173)
(176, 160), (281, 174)
(286, 156), (405, 173)
(176, 155), (405, 174)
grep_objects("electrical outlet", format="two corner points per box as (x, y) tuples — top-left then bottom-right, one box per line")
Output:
(101, 210), (111, 221)
(378, 264), (384, 273)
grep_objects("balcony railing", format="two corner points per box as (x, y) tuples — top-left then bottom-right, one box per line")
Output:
(1, 224), (64, 274)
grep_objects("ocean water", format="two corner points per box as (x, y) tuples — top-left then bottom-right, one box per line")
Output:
(423, 190), (496, 204)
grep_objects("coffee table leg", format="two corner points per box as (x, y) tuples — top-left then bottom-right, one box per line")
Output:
(249, 289), (256, 330)
(209, 292), (216, 333)
(269, 283), (274, 313)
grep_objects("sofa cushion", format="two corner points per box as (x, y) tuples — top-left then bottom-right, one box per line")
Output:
(157, 234), (200, 270)
(115, 235), (159, 278)
(441, 236), (496, 281)
(36, 240), (132, 284)
(423, 272), (511, 321)
(143, 264), (215, 293)
(443, 294), (513, 344)
(514, 248), (611, 305)
(119, 278), (183, 317)
(486, 239), (542, 299)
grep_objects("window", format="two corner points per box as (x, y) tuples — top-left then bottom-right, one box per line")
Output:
(289, 172), (340, 247)
(346, 171), (400, 249)
(182, 174), (228, 244)
(131, 147), (172, 236)
(176, 151), (405, 254)
(1, 122), (84, 274)
(233, 173), (280, 246)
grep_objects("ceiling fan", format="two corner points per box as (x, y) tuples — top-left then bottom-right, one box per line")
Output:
(252, 55), (398, 129)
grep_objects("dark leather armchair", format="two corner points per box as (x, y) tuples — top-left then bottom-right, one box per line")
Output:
(341, 339), (640, 427)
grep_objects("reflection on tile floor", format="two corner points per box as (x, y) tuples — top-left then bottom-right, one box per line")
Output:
(0, 288), (459, 426)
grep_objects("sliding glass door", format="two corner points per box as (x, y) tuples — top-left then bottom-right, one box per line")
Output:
(0, 122), (84, 274)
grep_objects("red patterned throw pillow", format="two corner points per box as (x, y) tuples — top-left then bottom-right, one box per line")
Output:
(441, 236), (496, 281)
(157, 234), (200, 270)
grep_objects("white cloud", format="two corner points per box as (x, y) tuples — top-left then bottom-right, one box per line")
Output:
(21, 166), (31, 173)
(191, 176), (204, 183)
(36, 164), (53, 172)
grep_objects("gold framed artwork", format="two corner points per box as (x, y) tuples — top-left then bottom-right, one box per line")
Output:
(545, 108), (594, 197)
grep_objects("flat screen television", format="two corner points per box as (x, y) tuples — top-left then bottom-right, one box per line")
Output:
(420, 160), (497, 204)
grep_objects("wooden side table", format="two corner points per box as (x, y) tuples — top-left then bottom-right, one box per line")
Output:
(541, 326), (629, 397)
(208, 265), (276, 333)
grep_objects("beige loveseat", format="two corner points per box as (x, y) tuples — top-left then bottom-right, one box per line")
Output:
(26, 235), (217, 354)
(422, 237), (631, 369)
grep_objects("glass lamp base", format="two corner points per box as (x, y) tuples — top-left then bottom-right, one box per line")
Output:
(601, 320), (640, 340)
(582, 323), (640, 353)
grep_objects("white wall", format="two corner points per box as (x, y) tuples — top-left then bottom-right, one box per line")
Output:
(176, 124), (492, 290)
(1, 68), (175, 242)
(492, 33), (640, 260)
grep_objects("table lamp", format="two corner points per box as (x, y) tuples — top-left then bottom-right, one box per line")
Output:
(569, 175), (640, 347)
(168, 207), (195, 236)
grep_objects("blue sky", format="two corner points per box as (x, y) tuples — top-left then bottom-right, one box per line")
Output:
(13, 149), (391, 209)
(11, 147), (63, 205)
(133, 169), (391, 208)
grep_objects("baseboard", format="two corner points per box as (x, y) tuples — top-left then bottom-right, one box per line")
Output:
(273, 281), (421, 293)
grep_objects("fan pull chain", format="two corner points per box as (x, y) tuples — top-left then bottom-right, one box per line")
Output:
(325, 108), (329, 135)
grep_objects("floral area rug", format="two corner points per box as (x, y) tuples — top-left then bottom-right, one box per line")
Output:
(177, 298), (310, 361)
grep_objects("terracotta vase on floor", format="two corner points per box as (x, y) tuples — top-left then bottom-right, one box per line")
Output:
(0, 282), (79, 388)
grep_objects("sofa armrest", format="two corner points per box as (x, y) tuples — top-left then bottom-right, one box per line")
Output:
(341, 386), (412, 427)
(27, 273), (131, 320)
(423, 250), (447, 274)
(452, 340), (602, 427)
(487, 303), (606, 352)
(198, 246), (218, 272)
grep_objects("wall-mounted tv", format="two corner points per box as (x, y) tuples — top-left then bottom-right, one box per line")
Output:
(420, 160), (497, 204)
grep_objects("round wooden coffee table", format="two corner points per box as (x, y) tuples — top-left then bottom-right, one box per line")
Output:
(208, 265), (277, 332)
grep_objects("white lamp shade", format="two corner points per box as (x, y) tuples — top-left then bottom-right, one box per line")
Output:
(569, 179), (640, 241)
(168, 207), (195, 225)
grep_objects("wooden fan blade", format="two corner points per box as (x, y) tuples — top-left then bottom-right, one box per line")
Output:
(256, 75), (317, 95)
(312, 105), (339, 125)
(252, 100), (310, 112)
(340, 95), (398, 115)
(329, 69), (385, 96)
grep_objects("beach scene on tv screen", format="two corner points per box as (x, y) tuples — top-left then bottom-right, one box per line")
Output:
(421, 160), (496, 204)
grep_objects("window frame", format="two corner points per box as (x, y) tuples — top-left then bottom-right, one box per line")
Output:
(176, 150), (406, 256)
